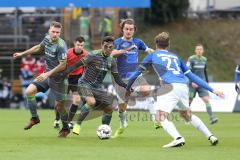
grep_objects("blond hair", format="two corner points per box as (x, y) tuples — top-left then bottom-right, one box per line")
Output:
(155, 32), (170, 49)
(50, 21), (62, 28)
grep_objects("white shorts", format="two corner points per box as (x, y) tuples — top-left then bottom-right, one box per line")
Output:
(155, 83), (190, 113)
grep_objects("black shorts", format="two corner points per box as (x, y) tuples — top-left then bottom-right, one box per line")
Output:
(68, 74), (82, 93)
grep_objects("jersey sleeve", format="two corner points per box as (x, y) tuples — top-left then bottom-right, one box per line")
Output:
(57, 44), (67, 63)
(137, 39), (148, 51)
(80, 53), (94, 65)
(182, 58), (213, 92)
(180, 59), (191, 74)
(111, 58), (118, 73)
(126, 54), (152, 90)
(139, 53), (153, 70)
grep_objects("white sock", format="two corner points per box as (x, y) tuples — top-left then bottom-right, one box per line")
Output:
(190, 114), (212, 138)
(161, 119), (182, 139)
(118, 111), (127, 128)
(147, 97), (156, 121)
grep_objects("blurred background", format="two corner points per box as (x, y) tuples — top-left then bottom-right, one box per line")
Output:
(0, 0), (239, 110)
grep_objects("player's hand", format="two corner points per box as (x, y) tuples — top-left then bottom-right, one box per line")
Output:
(213, 90), (225, 98)
(191, 82), (198, 89)
(235, 83), (240, 93)
(13, 52), (23, 59)
(35, 73), (49, 82)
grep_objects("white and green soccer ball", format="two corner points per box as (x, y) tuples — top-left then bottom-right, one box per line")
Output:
(96, 124), (112, 140)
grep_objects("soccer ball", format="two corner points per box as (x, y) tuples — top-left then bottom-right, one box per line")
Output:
(96, 124), (112, 140)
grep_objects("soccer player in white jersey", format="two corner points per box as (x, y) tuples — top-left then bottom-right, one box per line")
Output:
(126, 32), (224, 148)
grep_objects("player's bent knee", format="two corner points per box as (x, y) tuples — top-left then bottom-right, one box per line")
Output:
(86, 96), (96, 106)
(25, 84), (37, 96)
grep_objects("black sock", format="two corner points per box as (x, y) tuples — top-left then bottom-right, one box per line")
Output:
(55, 108), (60, 121)
(68, 104), (78, 122)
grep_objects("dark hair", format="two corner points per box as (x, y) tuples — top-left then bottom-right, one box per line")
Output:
(120, 18), (137, 32)
(101, 36), (115, 45)
(155, 32), (170, 49)
(50, 21), (62, 28)
(75, 36), (85, 43)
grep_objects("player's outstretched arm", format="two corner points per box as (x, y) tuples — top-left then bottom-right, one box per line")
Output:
(13, 44), (42, 59)
(146, 48), (155, 53)
(212, 90), (225, 98)
(111, 45), (136, 57)
(112, 72), (127, 88)
(35, 61), (66, 82)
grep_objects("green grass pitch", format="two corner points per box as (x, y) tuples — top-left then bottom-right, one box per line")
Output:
(0, 109), (239, 160)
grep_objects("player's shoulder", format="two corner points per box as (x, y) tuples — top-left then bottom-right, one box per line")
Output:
(201, 56), (207, 61)
(67, 48), (74, 53)
(132, 37), (145, 44)
(114, 37), (122, 44)
(57, 38), (67, 48)
(188, 55), (196, 59)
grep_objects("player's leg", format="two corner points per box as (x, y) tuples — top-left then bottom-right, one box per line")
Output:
(55, 100), (70, 137)
(50, 79), (70, 137)
(155, 85), (185, 148)
(67, 76), (81, 128)
(53, 108), (60, 129)
(72, 85), (95, 135)
(179, 110), (218, 145)
(102, 105), (113, 125)
(201, 94), (218, 124)
(24, 84), (39, 130)
(112, 79), (129, 138)
(68, 92), (81, 129)
(188, 86), (196, 106)
(73, 96), (95, 135)
(24, 80), (49, 130)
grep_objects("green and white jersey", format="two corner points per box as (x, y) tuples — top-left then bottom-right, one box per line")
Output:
(187, 55), (208, 82)
(40, 35), (67, 81)
(79, 49), (118, 88)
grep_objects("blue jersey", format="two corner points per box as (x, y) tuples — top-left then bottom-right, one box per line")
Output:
(235, 64), (240, 82)
(114, 37), (148, 79)
(140, 50), (188, 84)
(126, 49), (213, 92)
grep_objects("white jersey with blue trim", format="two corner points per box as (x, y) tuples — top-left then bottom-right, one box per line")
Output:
(140, 50), (189, 84)
(114, 37), (149, 79)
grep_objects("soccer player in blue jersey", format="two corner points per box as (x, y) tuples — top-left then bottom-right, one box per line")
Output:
(235, 64), (240, 92)
(187, 44), (218, 124)
(126, 32), (224, 148)
(13, 21), (70, 137)
(111, 19), (156, 138)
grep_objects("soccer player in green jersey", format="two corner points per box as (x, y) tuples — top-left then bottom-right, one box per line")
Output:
(62, 36), (128, 135)
(13, 21), (70, 137)
(187, 44), (218, 124)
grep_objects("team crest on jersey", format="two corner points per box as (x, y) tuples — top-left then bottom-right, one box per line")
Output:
(61, 53), (67, 60)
